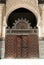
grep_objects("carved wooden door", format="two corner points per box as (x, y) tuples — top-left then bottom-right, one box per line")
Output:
(16, 35), (29, 58)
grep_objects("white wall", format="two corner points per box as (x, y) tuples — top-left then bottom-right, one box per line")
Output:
(0, 39), (5, 59)
(39, 4), (44, 38)
(0, 41), (2, 59)
(6, 0), (40, 26)
(39, 40), (44, 58)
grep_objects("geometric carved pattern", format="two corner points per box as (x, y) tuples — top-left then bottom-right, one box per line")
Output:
(5, 35), (16, 58)
(12, 18), (30, 29)
(5, 18), (39, 58)
(29, 35), (39, 58)
(5, 35), (39, 58)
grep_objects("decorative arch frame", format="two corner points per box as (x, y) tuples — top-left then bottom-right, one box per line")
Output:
(12, 18), (30, 29)
(6, 3), (40, 25)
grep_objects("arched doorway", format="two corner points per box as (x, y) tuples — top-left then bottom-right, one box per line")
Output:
(7, 8), (37, 28)
(5, 8), (39, 58)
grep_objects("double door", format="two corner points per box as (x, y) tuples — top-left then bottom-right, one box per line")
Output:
(5, 35), (39, 58)
(16, 35), (29, 58)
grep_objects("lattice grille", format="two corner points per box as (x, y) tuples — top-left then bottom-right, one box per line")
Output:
(5, 35), (39, 58)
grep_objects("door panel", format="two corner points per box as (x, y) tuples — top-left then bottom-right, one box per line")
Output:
(16, 35), (29, 58)
(5, 35), (39, 58)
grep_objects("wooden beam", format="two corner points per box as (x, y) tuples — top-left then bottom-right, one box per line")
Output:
(38, 0), (44, 4)
(0, 0), (6, 4)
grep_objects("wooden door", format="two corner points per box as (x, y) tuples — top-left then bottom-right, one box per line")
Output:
(16, 35), (29, 58)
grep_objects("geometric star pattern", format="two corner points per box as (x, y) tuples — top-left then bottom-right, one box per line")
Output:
(5, 35), (39, 58)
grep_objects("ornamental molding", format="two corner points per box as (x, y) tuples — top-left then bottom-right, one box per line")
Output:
(6, 18), (38, 35)
(12, 18), (31, 29)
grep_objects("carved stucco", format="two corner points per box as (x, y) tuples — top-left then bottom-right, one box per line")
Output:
(6, 0), (40, 25)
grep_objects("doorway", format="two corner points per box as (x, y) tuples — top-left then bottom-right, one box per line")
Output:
(5, 8), (39, 58)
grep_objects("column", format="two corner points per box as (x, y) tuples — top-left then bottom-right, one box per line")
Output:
(39, 4), (44, 59)
(0, 4), (5, 59)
